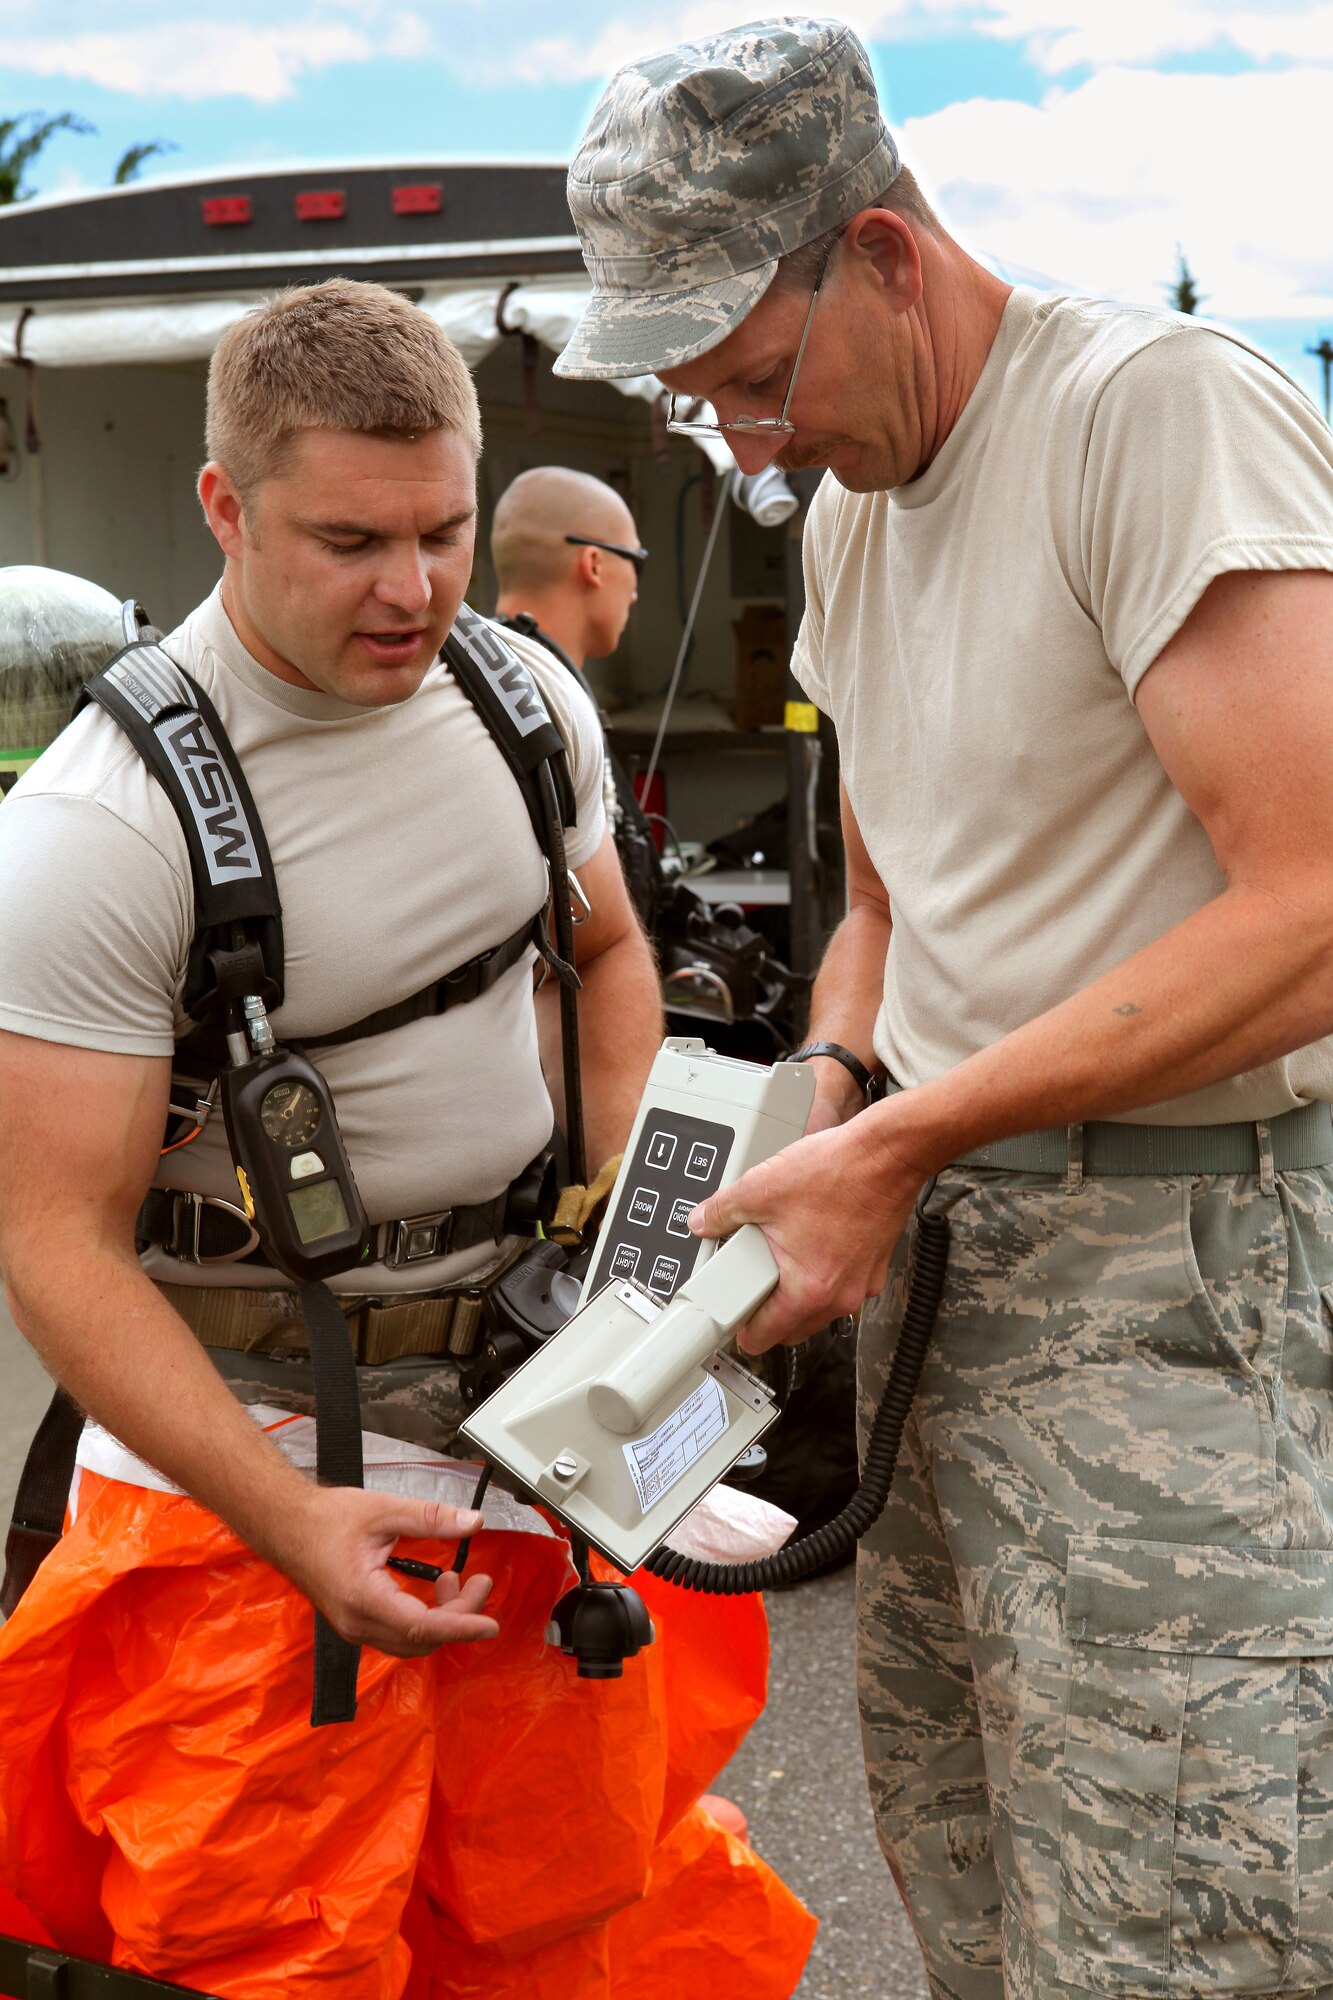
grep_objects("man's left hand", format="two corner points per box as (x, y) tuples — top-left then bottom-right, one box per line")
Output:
(687, 1108), (935, 1353)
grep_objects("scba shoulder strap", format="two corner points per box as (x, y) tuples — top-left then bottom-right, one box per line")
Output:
(76, 639), (285, 1023)
(446, 605), (586, 1184)
(447, 603), (578, 838)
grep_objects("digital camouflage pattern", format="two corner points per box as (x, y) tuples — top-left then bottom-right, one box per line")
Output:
(555, 16), (899, 382)
(858, 1163), (1333, 1999)
(222, 1351), (471, 1454)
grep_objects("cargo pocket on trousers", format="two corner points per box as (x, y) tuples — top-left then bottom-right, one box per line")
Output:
(1058, 1537), (1333, 1995)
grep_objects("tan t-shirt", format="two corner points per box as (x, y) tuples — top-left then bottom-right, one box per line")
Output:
(0, 586), (606, 1286)
(793, 288), (1333, 1124)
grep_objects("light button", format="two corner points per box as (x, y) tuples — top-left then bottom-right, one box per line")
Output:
(290, 1150), (325, 1180)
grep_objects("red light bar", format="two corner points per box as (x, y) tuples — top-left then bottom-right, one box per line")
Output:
(202, 195), (252, 228)
(392, 182), (442, 216)
(295, 189), (346, 222)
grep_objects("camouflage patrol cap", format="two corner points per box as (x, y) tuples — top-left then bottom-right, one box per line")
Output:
(554, 16), (899, 382)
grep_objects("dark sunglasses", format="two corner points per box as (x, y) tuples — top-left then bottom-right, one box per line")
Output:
(564, 533), (649, 575)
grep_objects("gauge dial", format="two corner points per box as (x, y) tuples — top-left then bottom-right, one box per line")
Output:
(260, 1079), (323, 1148)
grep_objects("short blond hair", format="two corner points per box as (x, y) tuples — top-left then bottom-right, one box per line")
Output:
(205, 277), (482, 500)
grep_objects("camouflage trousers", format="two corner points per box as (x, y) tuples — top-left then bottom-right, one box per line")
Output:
(857, 1163), (1333, 2000)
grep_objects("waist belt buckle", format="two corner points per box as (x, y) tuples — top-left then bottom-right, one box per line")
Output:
(384, 1208), (454, 1269)
(442, 959), (485, 1006)
(170, 1191), (262, 1264)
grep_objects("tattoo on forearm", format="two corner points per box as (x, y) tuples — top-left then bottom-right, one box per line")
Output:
(1113, 1002), (1143, 1017)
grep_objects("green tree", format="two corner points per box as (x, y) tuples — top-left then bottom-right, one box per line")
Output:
(0, 111), (94, 204)
(113, 140), (178, 185)
(1168, 246), (1205, 316)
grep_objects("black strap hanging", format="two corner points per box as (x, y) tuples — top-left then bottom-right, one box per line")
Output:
(298, 1280), (365, 1727)
(0, 1385), (84, 1620)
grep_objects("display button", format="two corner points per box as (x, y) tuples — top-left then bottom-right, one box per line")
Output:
(683, 1142), (718, 1181)
(648, 1254), (682, 1296)
(645, 1130), (677, 1171)
(609, 1243), (641, 1279)
(627, 1186), (659, 1227)
(666, 1196), (694, 1238)
(290, 1150), (325, 1180)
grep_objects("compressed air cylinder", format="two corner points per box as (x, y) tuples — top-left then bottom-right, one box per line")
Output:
(0, 566), (125, 796)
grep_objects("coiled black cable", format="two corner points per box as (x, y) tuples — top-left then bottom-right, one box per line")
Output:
(644, 1180), (950, 1594)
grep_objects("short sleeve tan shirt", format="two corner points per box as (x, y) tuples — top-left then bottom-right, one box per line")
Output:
(793, 289), (1333, 1123)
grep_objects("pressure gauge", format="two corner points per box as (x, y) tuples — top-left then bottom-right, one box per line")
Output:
(260, 1079), (323, 1148)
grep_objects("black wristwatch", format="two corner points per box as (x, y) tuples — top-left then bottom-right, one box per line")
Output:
(787, 1041), (882, 1105)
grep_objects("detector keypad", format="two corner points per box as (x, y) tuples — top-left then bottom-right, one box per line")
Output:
(587, 1109), (733, 1303)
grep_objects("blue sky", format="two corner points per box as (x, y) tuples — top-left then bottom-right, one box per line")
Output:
(3, 2), (1331, 409)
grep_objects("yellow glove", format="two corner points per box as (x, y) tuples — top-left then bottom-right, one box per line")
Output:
(550, 1153), (623, 1248)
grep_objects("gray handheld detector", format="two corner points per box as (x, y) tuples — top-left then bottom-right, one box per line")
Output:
(460, 1038), (814, 1571)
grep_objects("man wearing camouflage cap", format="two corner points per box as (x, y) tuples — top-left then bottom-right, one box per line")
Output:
(558, 16), (1333, 2000)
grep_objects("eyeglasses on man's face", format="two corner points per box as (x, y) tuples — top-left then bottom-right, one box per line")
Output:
(564, 533), (649, 575)
(664, 256), (829, 441)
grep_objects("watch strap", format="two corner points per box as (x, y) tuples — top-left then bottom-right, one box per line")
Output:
(787, 1041), (880, 1104)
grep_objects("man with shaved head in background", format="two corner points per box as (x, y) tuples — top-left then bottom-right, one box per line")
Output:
(493, 466), (643, 679)
(491, 467), (660, 927)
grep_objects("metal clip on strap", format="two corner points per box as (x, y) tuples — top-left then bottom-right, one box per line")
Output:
(167, 1190), (260, 1264)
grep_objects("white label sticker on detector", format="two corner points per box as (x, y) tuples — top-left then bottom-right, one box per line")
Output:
(623, 1376), (728, 1514)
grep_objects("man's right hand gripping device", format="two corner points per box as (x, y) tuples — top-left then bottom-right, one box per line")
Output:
(462, 1036), (950, 1620)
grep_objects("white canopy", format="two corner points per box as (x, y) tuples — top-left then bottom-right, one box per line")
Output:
(0, 275), (735, 470)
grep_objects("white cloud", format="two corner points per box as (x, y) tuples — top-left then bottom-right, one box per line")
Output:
(8, 1), (1333, 98)
(975, 0), (1333, 72)
(0, 7), (430, 101)
(905, 64), (1333, 316)
(0, 1), (946, 96)
(2, 16), (398, 103)
(439, 0), (1333, 82)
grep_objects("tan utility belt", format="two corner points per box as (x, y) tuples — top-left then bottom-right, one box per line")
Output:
(156, 1156), (625, 1369)
(157, 1273), (501, 1368)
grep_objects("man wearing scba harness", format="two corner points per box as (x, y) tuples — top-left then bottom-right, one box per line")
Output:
(557, 17), (1333, 2000)
(0, 281), (815, 1996)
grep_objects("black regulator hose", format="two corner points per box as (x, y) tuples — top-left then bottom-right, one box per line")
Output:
(644, 1179), (950, 1594)
(537, 760), (587, 1189)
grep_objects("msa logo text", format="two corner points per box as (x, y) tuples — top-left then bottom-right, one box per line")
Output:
(161, 716), (258, 877)
(491, 656), (543, 725)
(459, 613), (551, 738)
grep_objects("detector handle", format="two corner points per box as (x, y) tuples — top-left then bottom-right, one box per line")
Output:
(586, 1225), (778, 1435)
